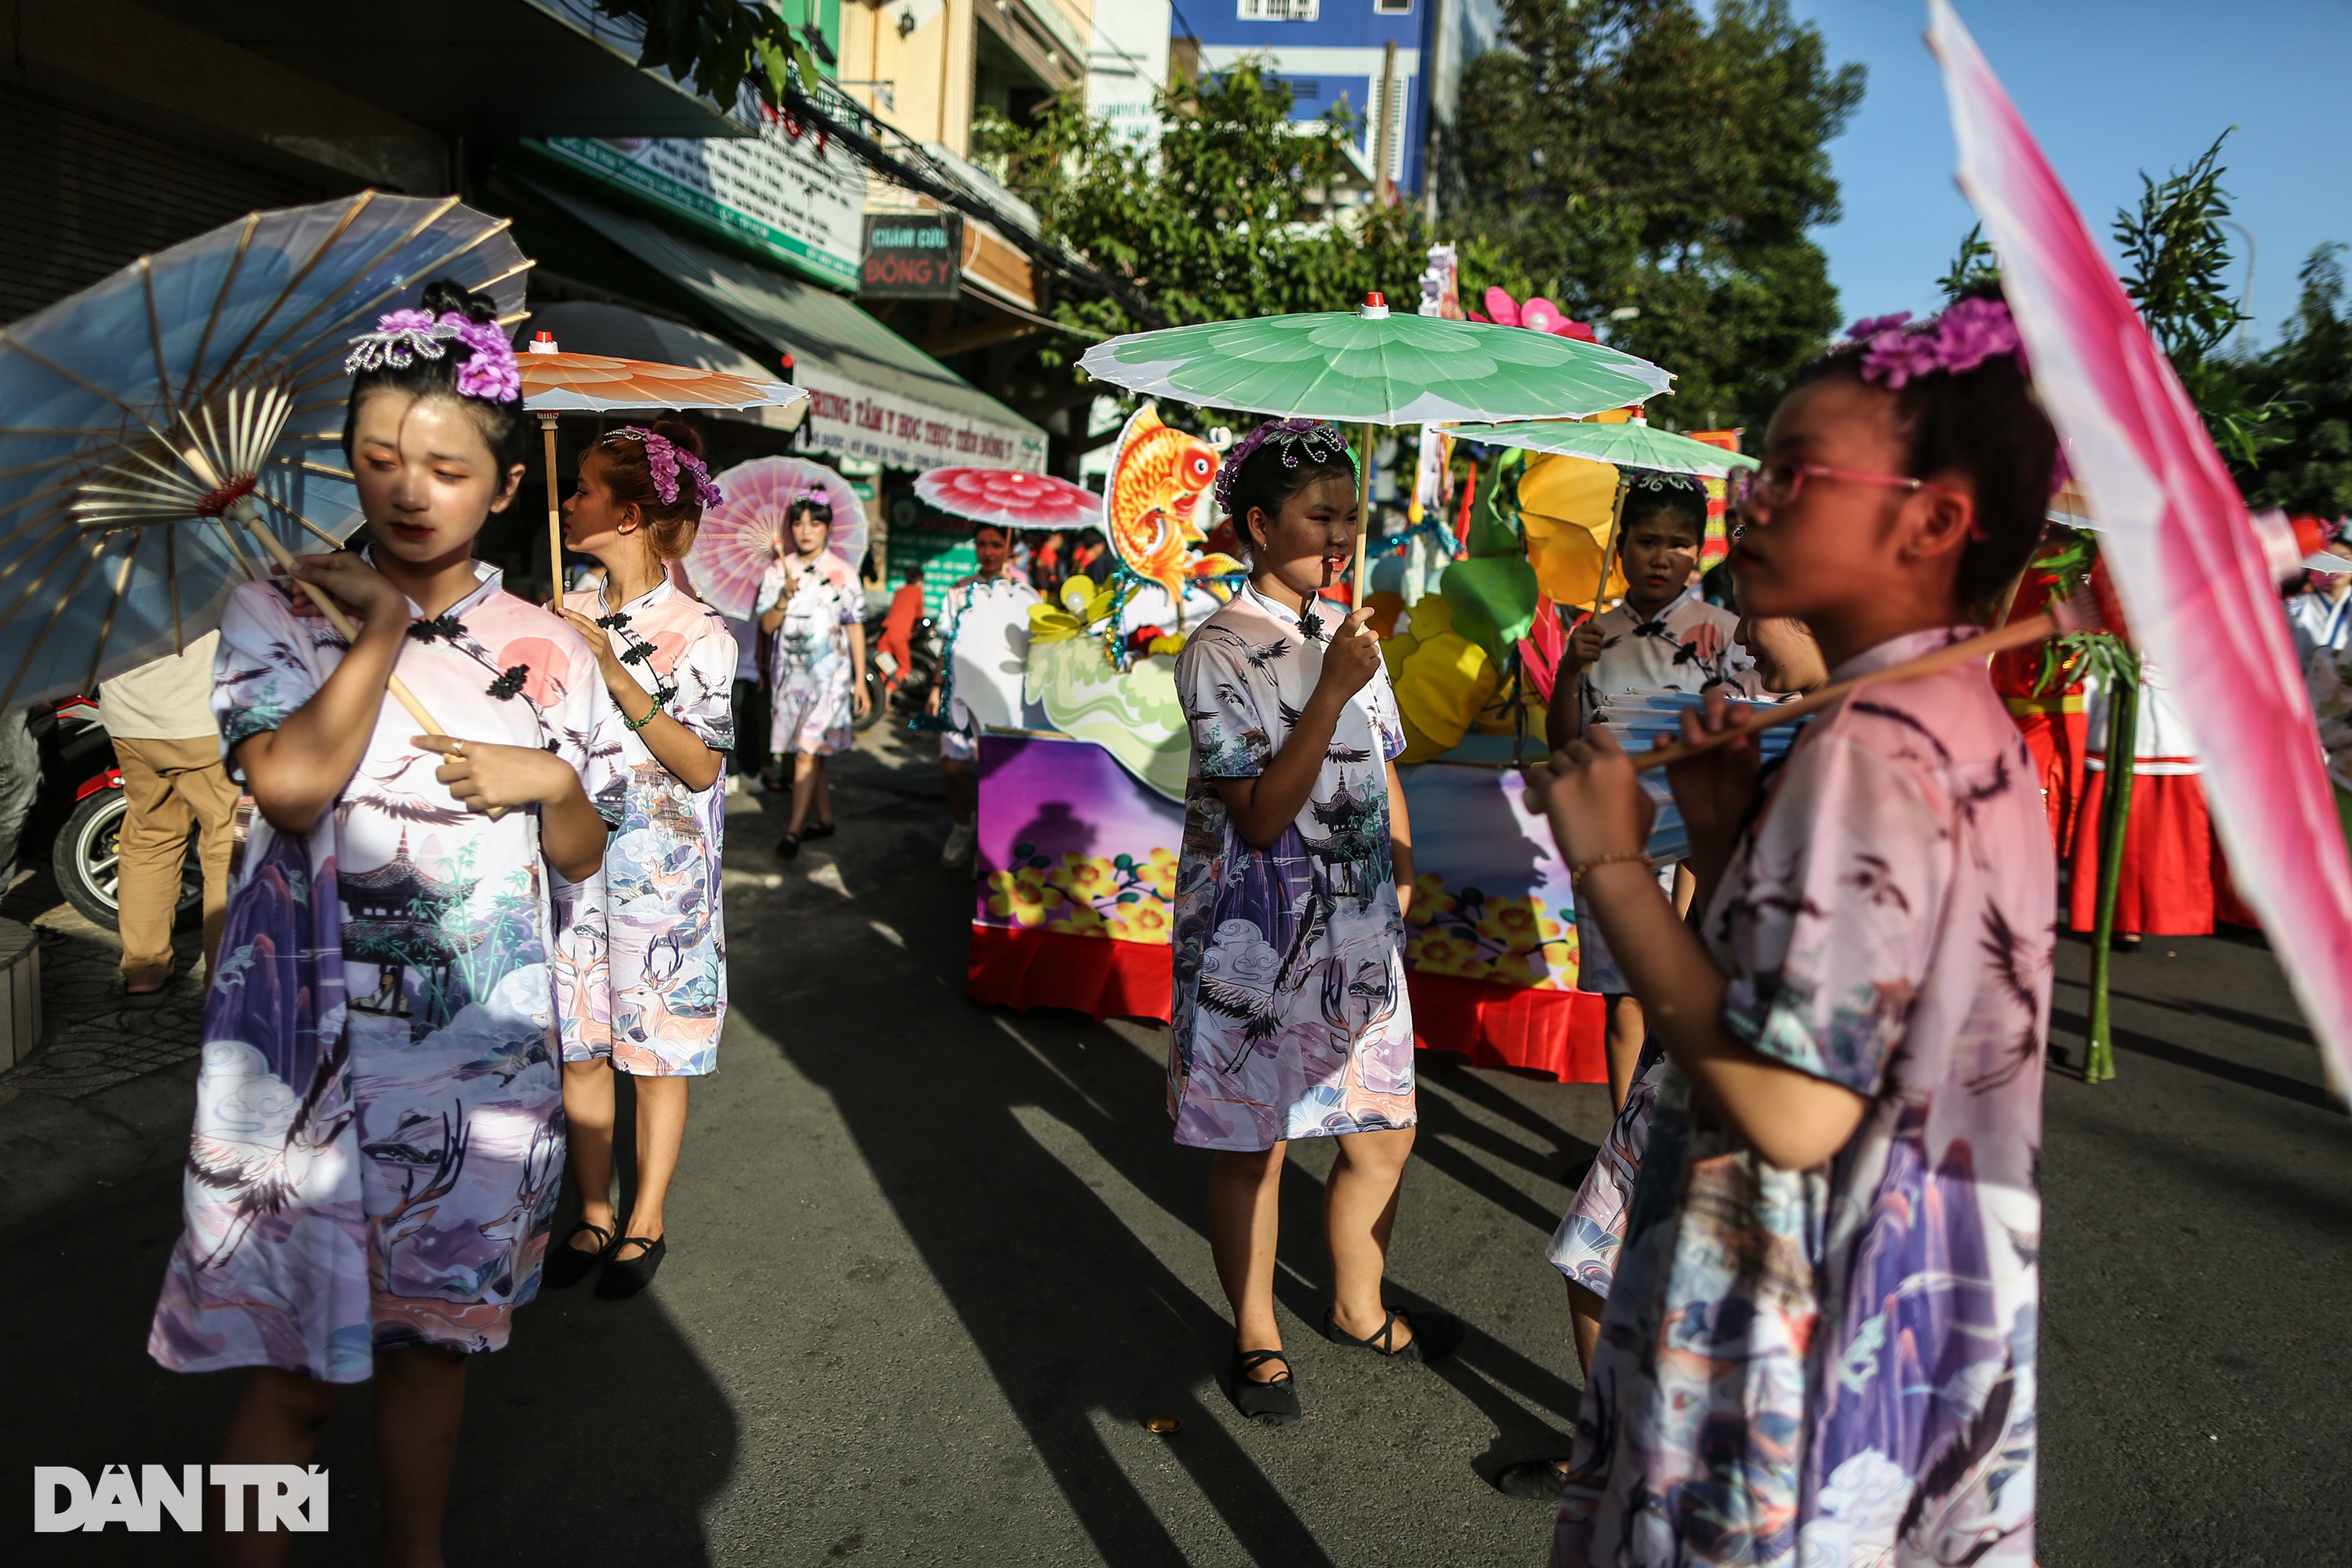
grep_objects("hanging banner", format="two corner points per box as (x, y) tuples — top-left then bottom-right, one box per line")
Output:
(794, 365), (1048, 474)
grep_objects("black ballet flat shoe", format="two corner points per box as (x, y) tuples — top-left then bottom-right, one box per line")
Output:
(541, 1220), (614, 1290)
(801, 818), (837, 840)
(775, 829), (800, 859)
(1229, 1349), (1301, 1425)
(1320, 1307), (1461, 1364)
(594, 1235), (667, 1299)
(1493, 1456), (1573, 1500)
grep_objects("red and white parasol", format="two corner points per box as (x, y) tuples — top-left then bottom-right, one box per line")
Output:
(914, 466), (1103, 533)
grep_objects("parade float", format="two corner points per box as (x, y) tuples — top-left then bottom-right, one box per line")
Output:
(943, 281), (1746, 1083)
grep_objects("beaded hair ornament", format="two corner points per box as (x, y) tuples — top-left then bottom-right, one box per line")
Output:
(1842, 295), (2026, 389)
(1213, 418), (1358, 523)
(343, 308), (521, 403)
(602, 427), (724, 509)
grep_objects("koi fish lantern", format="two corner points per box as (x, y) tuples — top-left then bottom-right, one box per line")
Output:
(1103, 404), (1244, 622)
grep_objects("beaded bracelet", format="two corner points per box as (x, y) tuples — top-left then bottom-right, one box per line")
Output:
(624, 703), (662, 731)
(1569, 849), (1651, 890)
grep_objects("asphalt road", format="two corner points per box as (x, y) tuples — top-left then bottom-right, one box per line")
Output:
(4, 739), (2347, 1566)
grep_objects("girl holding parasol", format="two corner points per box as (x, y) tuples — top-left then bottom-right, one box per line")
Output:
(543, 419), (739, 1298)
(148, 279), (628, 1564)
(757, 493), (869, 857)
(1527, 293), (2060, 1564)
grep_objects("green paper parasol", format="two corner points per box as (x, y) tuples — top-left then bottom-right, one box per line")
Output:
(1078, 296), (1675, 605)
(1078, 302), (1671, 425)
(1445, 419), (1757, 476)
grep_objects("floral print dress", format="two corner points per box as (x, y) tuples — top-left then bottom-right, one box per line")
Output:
(760, 552), (860, 757)
(1554, 628), (2055, 1568)
(556, 578), (736, 1077)
(1169, 585), (1414, 1152)
(149, 564), (626, 1382)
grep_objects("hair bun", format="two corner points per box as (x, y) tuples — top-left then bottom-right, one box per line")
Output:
(649, 416), (705, 462)
(419, 278), (496, 326)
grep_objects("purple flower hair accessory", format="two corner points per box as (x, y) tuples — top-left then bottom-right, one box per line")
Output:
(343, 307), (522, 404)
(344, 308), (456, 372)
(1213, 417), (1356, 521)
(449, 317), (521, 404)
(607, 427), (723, 510)
(1848, 296), (2027, 390)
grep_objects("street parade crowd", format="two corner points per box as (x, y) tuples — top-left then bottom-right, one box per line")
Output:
(48, 234), (2344, 1566)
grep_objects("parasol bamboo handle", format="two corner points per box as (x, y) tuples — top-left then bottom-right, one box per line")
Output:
(234, 511), (445, 738)
(1629, 611), (2061, 773)
(541, 413), (564, 608)
(1588, 470), (1629, 615)
(1352, 421), (1375, 612)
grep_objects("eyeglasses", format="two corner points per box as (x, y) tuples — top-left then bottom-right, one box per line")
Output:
(1728, 459), (1926, 517)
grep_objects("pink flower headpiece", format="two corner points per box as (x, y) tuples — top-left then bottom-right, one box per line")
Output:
(606, 427), (723, 510)
(343, 308), (521, 403)
(1844, 296), (2027, 390)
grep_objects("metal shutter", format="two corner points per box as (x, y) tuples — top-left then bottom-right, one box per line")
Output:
(0, 93), (350, 321)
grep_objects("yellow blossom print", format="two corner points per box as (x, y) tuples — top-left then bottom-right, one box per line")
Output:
(1475, 898), (1543, 954)
(986, 866), (1065, 929)
(1057, 853), (1122, 903)
(1049, 903), (1109, 937)
(1105, 902), (1172, 945)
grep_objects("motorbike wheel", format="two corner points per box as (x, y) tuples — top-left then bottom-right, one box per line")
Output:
(854, 663), (889, 731)
(53, 791), (202, 933)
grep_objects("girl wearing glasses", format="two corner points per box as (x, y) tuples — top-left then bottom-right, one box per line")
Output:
(1528, 292), (2060, 1567)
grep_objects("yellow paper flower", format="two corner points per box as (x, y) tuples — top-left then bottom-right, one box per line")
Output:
(1475, 898), (1542, 953)
(1105, 902), (1172, 944)
(1027, 575), (1120, 644)
(1049, 904), (1109, 937)
(1392, 629), (1498, 762)
(1146, 633), (1185, 656)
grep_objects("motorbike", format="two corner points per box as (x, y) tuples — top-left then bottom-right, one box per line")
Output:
(29, 695), (204, 933)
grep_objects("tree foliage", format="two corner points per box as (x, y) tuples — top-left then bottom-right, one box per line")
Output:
(975, 64), (1435, 343)
(1445, 0), (1863, 431)
(594, 0), (820, 113)
(2111, 132), (2285, 470)
(2238, 245), (2352, 515)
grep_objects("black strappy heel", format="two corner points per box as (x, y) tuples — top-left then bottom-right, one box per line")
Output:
(594, 1235), (667, 1299)
(801, 818), (836, 840)
(1320, 1307), (1461, 1364)
(1230, 1348), (1301, 1425)
(541, 1219), (614, 1290)
(775, 829), (800, 858)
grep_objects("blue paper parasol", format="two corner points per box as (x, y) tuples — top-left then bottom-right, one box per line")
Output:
(0, 191), (531, 708)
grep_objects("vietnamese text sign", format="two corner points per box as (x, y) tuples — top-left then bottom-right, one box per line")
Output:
(861, 212), (963, 299)
(536, 111), (865, 290)
(796, 365), (1047, 474)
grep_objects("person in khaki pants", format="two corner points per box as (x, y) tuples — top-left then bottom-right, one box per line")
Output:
(96, 633), (237, 1001)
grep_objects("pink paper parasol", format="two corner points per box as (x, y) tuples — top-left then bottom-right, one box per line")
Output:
(686, 457), (868, 619)
(1929, 0), (2352, 1078)
(914, 466), (1102, 532)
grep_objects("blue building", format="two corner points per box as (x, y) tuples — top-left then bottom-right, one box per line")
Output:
(1174, 0), (1501, 200)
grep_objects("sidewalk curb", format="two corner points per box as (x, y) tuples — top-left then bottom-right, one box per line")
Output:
(0, 1058), (195, 1240)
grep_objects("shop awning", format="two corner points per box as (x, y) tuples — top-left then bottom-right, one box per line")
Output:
(133, 0), (746, 139)
(533, 187), (1047, 474)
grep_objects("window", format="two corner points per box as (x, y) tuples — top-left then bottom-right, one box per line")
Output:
(1374, 0), (1412, 11)
(1287, 78), (1321, 101)
(1237, 0), (1319, 20)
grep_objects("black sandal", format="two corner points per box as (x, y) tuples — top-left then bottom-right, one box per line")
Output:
(801, 819), (837, 840)
(1320, 1307), (1461, 1364)
(594, 1235), (667, 1299)
(775, 829), (800, 859)
(1230, 1348), (1301, 1425)
(541, 1220), (615, 1290)
(1493, 1456), (1573, 1500)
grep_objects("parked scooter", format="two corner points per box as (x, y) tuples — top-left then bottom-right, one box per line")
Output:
(30, 695), (203, 932)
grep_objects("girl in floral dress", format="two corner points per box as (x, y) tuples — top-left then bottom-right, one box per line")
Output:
(758, 495), (869, 857)
(1171, 419), (1456, 1428)
(148, 280), (626, 1566)
(1526, 293), (2060, 1566)
(543, 419), (736, 1298)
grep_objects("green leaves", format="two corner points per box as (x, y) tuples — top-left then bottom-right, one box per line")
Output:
(596, 0), (820, 111)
